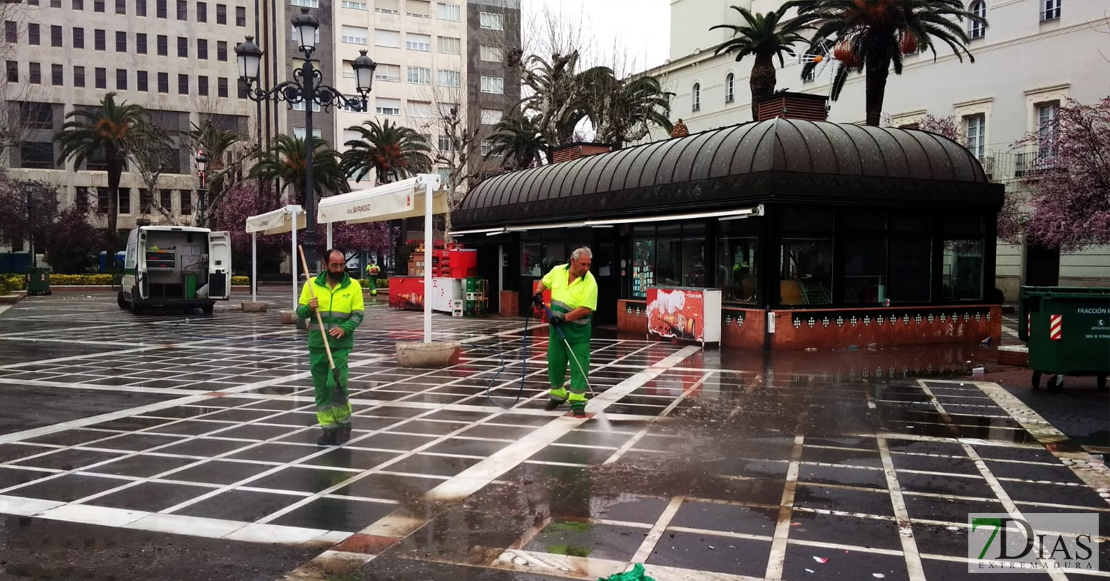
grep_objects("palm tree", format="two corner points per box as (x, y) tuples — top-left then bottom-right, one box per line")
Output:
(586, 75), (674, 148)
(188, 120), (243, 174)
(789, 0), (986, 126)
(249, 134), (347, 206)
(516, 50), (613, 148)
(487, 113), (548, 170)
(54, 92), (146, 237)
(340, 120), (433, 185)
(711, 5), (811, 121)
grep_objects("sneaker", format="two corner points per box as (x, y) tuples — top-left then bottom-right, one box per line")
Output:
(544, 398), (566, 411)
(316, 428), (339, 446)
(336, 426), (352, 445)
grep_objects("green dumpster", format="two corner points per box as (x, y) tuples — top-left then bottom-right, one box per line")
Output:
(25, 267), (50, 296)
(1019, 286), (1110, 392)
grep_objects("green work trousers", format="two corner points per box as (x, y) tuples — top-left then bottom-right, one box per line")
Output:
(310, 346), (352, 428)
(547, 327), (591, 409)
(366, 277), (378, 296)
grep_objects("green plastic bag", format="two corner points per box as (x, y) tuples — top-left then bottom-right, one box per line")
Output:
(599, 563), (654, 581)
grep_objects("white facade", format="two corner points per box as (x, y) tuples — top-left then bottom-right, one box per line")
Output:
(648, 0), (1110, 298)
(1, 0), (256, 241)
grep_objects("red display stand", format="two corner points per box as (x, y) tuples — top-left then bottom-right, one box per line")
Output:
(389, 277), (425, 311)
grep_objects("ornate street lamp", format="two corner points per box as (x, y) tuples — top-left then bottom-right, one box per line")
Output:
(195, 149), (209, 226)
(235, 7), (377, 268)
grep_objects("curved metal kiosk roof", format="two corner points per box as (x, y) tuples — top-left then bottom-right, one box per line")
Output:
(454, 118), (1004, 230)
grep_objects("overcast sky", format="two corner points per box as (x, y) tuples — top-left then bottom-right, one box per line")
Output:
(521, 0), (671, 73)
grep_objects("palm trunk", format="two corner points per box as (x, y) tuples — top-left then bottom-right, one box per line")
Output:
(106, 155), (123, 241)
(864, 54), (892, 127)
(749, 54), (777, 122)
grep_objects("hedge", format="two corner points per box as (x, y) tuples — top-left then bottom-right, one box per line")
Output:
(0, 274), (391, 290)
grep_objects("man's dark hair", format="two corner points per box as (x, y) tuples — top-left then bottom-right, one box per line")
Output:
(324, 248), (345, 264)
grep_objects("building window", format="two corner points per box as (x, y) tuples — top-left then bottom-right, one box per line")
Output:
(94, 66), (105, 88)
(137, 33), (147, 53)
(138, 189), (151, 214)
(1037, 101), (1059, 160)
(94, 0), (104, 10)
(964, 114), (985, 159)
(51, 64), (63, 86)
(180, 191), (191, 215)
(198, 75), (208, 95)
(289, 23), (320, 43)
(5, 61), (16, 82)
(725, 73), (734, 103)
(969, 0), (986, 38)
(116, 68), (127, 89)
(692, 83), (701, 112)
(74, 66), (85, 87)
(439, 69), (461, 87)
(217, 77), (228, 97)
(28, 23), (39, 45)
(217, 40), (227, 61)
(51, 25), (62, 47)
(178, 36), (188, 57)
(137, 70), (148, 91)
(157, 34), (167, 55)
(374, 63), (400, 82)
(480, 108), (503, 125)
(343, 25), (371, 45)
(198, 38), (208, 59)
(375, 97), (401, 116)
(73, 27), (84, 49)
(341, 1), (366, 9)
(407, 66), (431, 84)
(803, 68), (816, 83)
(136, 0), (145, 15)
(178, 73), (188, 94)
(292, 127), (322, 140)
(374, 0), (397, 14)
(235, 6), (245, 26)
(1041, 0), (1060, 21)
(438, 36), (460, 55)
(116, 31), (127, 52)
(159, 189), (172, 211)
(291, 100), (321, 112)
(437, 134), (452, 152)
(479, 11), (503, 30)
(407, 0), (429, 18)
(237, 77), (248, 98)
(291, 0), (319, 6)
(480, 75), (503, 94)
(19, 142), (54, 169)
(158, 71), (169, 93)
(197, 1), (207, 21)
(76, 187), (90, 213)
(73, 0), (83, 8)
(94, 28), (105, 50)
(97, 189), (109, 213)
(115, 0), (125, 12)
(216, 3), (226, 24)
(480, 44), (502, 62)
(156, 0), (166, 17)
(371, 28), (395, 47)
(406, 33), (430, 51)
(176, 0), (186, 19)
(3, 21), (14, 44)
(437, 2), (459, 21)
(29, 62), (41, 84)
(481, 139), (497, 156)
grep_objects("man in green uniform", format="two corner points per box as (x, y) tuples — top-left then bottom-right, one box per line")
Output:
(533, 247), (597, 418)
(298, 249), (365, 446)
(365, 261), (381, 297)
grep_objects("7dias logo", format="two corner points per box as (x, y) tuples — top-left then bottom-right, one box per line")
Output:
(969, 513), (1099, 573)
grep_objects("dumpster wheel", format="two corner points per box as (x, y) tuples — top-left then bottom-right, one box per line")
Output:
(1032, 371), (1042, 390)
(1048, 375), (1064, 393)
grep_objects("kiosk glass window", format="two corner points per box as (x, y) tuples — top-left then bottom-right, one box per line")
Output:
(943, 240), (984, 300)
(888, 213), (932, 303)
(655, 223), (682, 286)
(522, 242), (542, 277)
(680, 222), (707, 287)
(779, 208), (833, 306)
(717, 218), (759, 304)
(631, 226), (655, 299)
(843, 210), (887, 304)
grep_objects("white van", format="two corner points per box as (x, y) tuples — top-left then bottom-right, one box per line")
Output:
(118, 225), (232, 314)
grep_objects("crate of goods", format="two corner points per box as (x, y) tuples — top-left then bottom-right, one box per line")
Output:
(146, 248), (176, 270)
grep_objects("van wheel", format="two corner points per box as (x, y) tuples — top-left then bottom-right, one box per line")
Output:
(117, 290), (129, 310)
(202, 304), (214, 315)
(1098, 375), (1107, 391)
(131, 288), (144, 315)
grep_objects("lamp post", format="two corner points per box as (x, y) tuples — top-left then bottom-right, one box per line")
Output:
(235, 7), (377, 269)
(195, 149), (208, 227)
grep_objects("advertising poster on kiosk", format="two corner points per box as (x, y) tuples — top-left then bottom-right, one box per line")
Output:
(646, 287), (704, 342)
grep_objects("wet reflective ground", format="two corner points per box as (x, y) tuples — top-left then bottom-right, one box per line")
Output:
(0, 291), (1107, 581)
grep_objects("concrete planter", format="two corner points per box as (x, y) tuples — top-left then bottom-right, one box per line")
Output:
(279, 310), (298, 325)
(396, 341), (462, 368)
(241, 301), (268, 313)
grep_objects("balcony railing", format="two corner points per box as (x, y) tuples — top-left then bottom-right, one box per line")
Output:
(978, 148), (1060, 183)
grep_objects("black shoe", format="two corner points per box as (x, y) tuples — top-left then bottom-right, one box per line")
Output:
(544, 398), (566, 411)
(336, 426), (352, 445)
(571, 407), (586, 418)
(316, 428), (339, 446)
